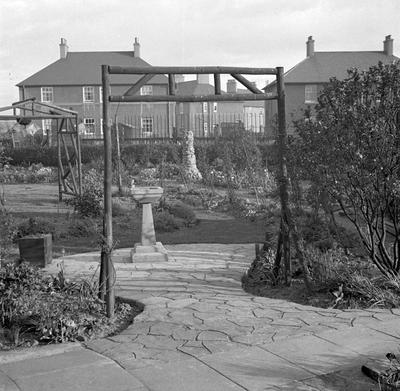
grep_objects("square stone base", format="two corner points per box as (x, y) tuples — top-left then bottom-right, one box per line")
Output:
(130, 242), (169, 263)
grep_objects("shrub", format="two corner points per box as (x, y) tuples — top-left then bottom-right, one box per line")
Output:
(0, 208), (18, 262)
(154, 210), (181, 232)
(112, 200), (132, 217)
(65, 169), (103, 217)
(0, 262), (133, 345)
(242, 247), (279, 288)
(67, 218), (99, 237)
(15, 217), (56, 241)
(167, 201), (197, 226)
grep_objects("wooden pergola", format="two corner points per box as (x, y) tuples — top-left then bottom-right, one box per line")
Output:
(0, 98), (82, 200)
(100, 65), (290, 317)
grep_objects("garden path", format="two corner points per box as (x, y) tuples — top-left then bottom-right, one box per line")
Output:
(40, 243), (400, 390)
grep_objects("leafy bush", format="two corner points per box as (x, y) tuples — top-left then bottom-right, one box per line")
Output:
(0, 262), (133, 345)
(67, 218), (99, 237)
(0, 208), (17, 262)
(111, 200), (132, 217)
(0, 165), (57, 184)
(65, 169), (103, 217)
(154, 210), (181, 232)
(15, 217), (56, 241)
(137, 167), (159, 185)
(242, 248), (279, 288)
(166, 201), (197, 226)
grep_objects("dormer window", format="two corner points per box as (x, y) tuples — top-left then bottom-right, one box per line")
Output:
(305, 84), (318, 104)
(41, 87), (53, 103)
(83, 86), (95, 102)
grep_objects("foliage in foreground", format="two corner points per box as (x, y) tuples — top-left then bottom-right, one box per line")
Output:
(0, 262), (133, 346)
(65, 168), (103, 217)
(243, 243), (400, 309)
(291, 61), (400, 278)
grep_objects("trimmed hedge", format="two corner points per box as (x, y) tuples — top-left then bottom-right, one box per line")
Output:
(5, 141), (277, 168)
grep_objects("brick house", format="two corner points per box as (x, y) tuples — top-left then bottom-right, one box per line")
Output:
(16, 38), (171, 138)
(175, 75), (265, 137)
(264, 35), (399, 134)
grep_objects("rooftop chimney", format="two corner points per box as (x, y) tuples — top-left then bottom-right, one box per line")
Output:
(59, 38), (68, 59)
(134, 37), (140, 58)
(383, 35), (393, 56)
(306, 36), (315, 57)
(197, 74), (209, 84)
(227, 79), (237, 93)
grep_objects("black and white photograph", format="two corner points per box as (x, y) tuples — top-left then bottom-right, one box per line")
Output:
(0, 1), (400, 390)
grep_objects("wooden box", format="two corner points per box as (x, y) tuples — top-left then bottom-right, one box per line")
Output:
(18, 234), (52, 268)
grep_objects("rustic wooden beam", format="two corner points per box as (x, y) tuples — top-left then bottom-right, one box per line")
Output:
(35, 101), (78, 115)
(101, 64), (115, 318)
(110, 93), (277, 103)
(231, 74), (263, 94)
(11, 97), (36, 105)
(214, 74), (221, 95)
(123, 73), (155, 96)
(108, 66), (278, 75)
(60, 132), (78, 194)
(0, 114), (73, 120)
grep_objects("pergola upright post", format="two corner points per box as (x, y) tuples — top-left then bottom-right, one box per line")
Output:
(76, 115), (82, 195)
(276, 66), (291, 285)
(101, 64), (115, 317)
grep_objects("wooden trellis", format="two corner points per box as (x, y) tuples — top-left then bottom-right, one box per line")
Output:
(0, 98), (82, 200)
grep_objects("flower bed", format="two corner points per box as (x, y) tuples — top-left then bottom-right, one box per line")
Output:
(0, 164), (57, 184)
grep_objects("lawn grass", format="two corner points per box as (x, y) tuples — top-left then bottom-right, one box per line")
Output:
(4, 184), (269, 257)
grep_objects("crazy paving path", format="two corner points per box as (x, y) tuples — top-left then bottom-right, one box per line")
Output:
(47, 244), (400, 390)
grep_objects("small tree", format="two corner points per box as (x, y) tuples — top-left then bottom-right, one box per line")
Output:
(292, 62), (400, 278)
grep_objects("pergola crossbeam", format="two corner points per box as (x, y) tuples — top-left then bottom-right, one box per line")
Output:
(110, 93), (277, 103)
(108, 65), (278, 75)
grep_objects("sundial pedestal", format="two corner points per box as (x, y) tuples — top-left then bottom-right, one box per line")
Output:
(130, 187), (168, 263)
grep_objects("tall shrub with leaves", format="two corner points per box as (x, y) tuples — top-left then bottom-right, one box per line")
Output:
(66, 169), (103, 217)
(291, 61), (400, 278)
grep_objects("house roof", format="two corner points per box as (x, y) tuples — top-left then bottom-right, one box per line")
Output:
(175, 80), (215, 96)
(265, 51), (399, 88)
(17, 51), (168, 86)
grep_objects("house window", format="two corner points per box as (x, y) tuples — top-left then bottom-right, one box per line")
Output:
(83, 86), (95, 102)
(42, 119), (52, 135)
(141, 117), (153, 133)
(100, 119), (104, 136)
(140, 86), (153, 95)
(305, 84), (318, 104)
(99, 87), (103, 103)
(179, 103), (184, 114)
(203, 102), (208, 113)
(213, 102), (218, 113)
(84, 118), (95, 134)
(203, 122), (209, 136)
(41, 87), (53, 103)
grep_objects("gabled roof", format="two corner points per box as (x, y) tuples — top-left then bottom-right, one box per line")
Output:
(176, 80), (215, 96)
(265, 51), (399, 89)
(17, 52), (168, 86)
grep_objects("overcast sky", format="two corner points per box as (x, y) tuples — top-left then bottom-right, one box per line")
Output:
(0, 0), (399, 106)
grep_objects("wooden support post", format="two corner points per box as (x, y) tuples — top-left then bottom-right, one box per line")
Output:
(115, 117), (123, 194)
(101, 65), (115, 318)
(214, 74), (221, 95)
(57, 119), (63, 201)
(168, 74), (175, 95)
(276, 67), (291, 285)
